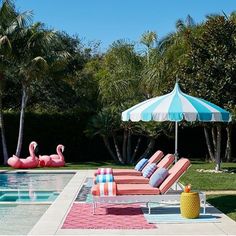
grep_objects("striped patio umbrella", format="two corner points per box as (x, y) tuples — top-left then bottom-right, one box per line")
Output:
(122, 83), (231, 162)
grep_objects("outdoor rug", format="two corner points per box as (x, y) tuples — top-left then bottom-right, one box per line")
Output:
(62, 203), (156, 229)
(142, 206), (219, 224)
(72, 177), (219, 225)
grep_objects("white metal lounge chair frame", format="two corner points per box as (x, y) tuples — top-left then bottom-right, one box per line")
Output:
(92, 165), (206, 215)
(92, 184), (206, 215)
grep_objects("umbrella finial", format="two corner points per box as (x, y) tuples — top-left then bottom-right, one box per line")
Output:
(174, 79), (180, 92)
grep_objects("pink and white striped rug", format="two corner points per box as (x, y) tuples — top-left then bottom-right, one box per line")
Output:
(62, 203), (156, 229)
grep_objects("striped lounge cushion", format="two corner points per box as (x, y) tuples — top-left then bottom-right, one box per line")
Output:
(142, 163), (157, 178)
(95, 174), (114, 183)
(96, 168), (113, 175)
(92, 182), (117, 196)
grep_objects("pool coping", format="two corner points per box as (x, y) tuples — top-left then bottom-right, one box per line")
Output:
(28, 170), (88, 235)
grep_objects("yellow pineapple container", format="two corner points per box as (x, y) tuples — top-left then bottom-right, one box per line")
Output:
(180, 192), (200, 219)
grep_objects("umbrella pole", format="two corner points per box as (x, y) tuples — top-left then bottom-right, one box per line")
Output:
(174, 121), (178, 163)
(174, 121), (179, 191)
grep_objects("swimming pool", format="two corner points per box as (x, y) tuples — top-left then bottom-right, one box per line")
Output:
(0, 172), (75, 235)
(0, 173), (73, 191)
(0, 204), (49, 235)
(0, 190), (59, 202)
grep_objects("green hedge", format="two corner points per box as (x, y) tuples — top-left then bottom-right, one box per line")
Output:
(2, 112), (108, 164)
(1, 112), (235, 164)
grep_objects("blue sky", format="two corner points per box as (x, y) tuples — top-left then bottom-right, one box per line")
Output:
(16, 0), (236, 52)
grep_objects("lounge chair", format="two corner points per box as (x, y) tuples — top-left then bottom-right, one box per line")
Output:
(94, 150), (164, 176)
(96, 154), (175, 184)
(91, 158), (206, 214)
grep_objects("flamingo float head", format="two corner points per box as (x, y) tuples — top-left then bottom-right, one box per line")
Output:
(29, 141), (38, 158)
(31, 141), (38, 150)
(57, 144), (65, 153)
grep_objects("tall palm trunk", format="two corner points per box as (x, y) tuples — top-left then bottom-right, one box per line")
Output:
(102, 136), (119, 163)
(0, 73), (8, 164)
(203, 126), (215, 162)
(130, 137), (141, 164)
(215, 124), (222, 171)
(125, 129), (132, 164)
(204, 125), (222, 171)
(0, 98), (8, 164)
(112, 134), (124, 164)
(142, 138), (155, 158)
(225, 125), (232, 162)
(211, 127), (217, 156)
(122, 129), (128, 163)
(15, 85), (28, 157)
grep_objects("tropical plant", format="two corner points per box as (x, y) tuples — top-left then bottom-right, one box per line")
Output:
(85, 38), (176, 164)
(0, 0), (32, 163)
(85, 41), (146, 164)
(139, 31), (164, 98)
(181, 14), (236, 170)
(12, 22), (58, 156)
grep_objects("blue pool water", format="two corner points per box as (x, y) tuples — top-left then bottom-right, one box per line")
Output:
(0, 190), (59, 202)
(0, 204), (49, 235)
(0, 172), (74, 235)
(0, 173), (73, 202)
(0, 173), (73, 191)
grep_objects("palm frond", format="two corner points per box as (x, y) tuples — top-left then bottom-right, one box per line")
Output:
(0, 35), (11, 54)
(31, 56), (48, 69)
(0, 0), (16, 26)
(185, 14), (196, 27)
(15, 10), (33, 28)
(158, 32), (176, 53)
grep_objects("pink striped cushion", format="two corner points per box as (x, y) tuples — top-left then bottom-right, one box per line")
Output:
(91, 182), (117, 196)
(96, 168), (113, 175)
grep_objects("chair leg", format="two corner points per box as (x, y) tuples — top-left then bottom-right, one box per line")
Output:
(203, 196), (206, 214)
(200, 193), (206, 214)
(147, 202), (151, 214)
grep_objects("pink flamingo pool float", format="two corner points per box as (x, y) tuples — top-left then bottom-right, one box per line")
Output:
(39, 144), (65, 167)
(7, 141), (39, 169)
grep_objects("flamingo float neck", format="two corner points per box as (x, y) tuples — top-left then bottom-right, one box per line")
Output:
(29, 141), (37, 158)
(56, 145), (64, 160)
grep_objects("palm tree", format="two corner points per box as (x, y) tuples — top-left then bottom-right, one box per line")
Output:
(179, 13), (236, 170)
(98, 40), (142, 105)
(0, 0), (32, 164)
(140, 31), (158, 65)
(12, 22), (57, 156)
(139, 31), (165, 99)
(86, 41), (146, 164)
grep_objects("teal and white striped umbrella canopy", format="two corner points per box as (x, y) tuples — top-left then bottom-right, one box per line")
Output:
(122, 82), (231, 161)
(122, 83), (231, 122)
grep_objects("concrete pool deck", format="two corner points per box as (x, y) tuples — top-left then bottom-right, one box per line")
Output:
(26, 170), (236, 236)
